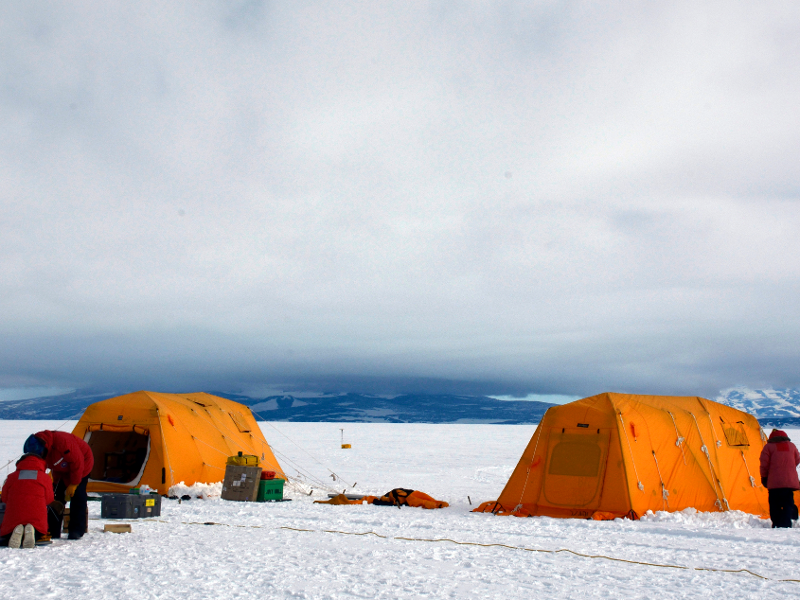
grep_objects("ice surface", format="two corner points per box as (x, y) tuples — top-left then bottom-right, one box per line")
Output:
(2, 421), (800, 599)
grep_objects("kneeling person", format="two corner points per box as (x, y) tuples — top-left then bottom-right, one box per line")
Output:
(0, 449), (55, 548)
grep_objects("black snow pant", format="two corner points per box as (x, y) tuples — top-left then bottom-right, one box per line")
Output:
(768, 488), (796, 528)
(46, 501), (64, 539)
(54, 475), (89, 538)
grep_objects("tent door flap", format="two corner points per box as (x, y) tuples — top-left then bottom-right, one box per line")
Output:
(543, 429), (610, 509)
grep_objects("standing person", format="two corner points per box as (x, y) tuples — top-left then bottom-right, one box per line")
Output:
(26, 430), (94, 540)
(759, 429), (800, 528)
(0, 448), (55, 548)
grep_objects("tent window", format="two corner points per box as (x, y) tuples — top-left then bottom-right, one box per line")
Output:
(86, 430), (150, 484)
(548, 441), (602, 477)
(723, 424), (749, 447)
(229, 412), (250, 433)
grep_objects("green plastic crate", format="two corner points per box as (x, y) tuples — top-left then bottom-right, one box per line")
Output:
(257, 478), (284, 502)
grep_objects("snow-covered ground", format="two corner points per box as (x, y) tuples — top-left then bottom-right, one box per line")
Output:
(2, 421), (800, 599)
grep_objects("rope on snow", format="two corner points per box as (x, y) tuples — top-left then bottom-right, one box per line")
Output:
(135, 518), (800, 584)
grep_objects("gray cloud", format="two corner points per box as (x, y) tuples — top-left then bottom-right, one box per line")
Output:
(1, 1), (799, 398)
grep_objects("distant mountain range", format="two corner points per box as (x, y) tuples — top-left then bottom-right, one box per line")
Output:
(2, 386), (799, 426)
(716, 387), (800, 426)
(0, 389), (119, 421)
(228, 392), (553, 424)
(0, 389), (554, 424)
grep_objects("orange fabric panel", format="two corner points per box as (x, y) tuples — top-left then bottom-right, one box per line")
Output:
(590, 511), (618, 521)
(406, 490), (449, 509)
(472, 501), (503, 513)
(542, 430), (610, 510)
(229, 412), (251, 433)
(596, 419), (630, 515)
(314, 494), (363, 505)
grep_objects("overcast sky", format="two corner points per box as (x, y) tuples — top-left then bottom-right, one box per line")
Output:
(1, 1), (799, 400)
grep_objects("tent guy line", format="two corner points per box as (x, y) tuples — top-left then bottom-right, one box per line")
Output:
(252, 407), (357, 488)
(105, 517), (800, 584)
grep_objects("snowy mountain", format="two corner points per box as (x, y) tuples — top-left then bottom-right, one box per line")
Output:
(0, 389), (554, 424)
(12, 386), (800, 425)
(716, 387), (800, 425)
(0, 389), (118, 420)
(236, 392), (554, 424)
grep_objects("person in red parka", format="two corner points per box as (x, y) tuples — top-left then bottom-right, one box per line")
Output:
(0, 453), (55, 547)
(759, 429), (800, 528)
(28, 430), (94, 539)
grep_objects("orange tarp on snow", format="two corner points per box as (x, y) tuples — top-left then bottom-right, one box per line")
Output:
(473, 393), (769, 519)
(315, 489), (449, 509)
(72, 391), (284, 495)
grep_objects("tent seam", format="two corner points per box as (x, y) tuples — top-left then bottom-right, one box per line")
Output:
(607, 394), (636, 517)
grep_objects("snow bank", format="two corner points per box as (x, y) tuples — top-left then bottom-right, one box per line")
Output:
(640, 507), (772, 529)
(168, 481), (222, 499)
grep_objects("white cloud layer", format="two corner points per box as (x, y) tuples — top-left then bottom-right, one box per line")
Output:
(1, 1), (799, 397)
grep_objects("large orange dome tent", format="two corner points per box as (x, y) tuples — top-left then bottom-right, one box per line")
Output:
(474, 393), (769, 519)
(71, 391), (284, 495)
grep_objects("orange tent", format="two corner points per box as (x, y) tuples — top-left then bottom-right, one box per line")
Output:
(474, 393), (769, 519)
(71, 391), (284, 495)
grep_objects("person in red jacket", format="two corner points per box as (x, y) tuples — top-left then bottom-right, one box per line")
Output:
(759, 429), (800, 528)
(0, 452), (55, 547)
(27, 430), (94, 540)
